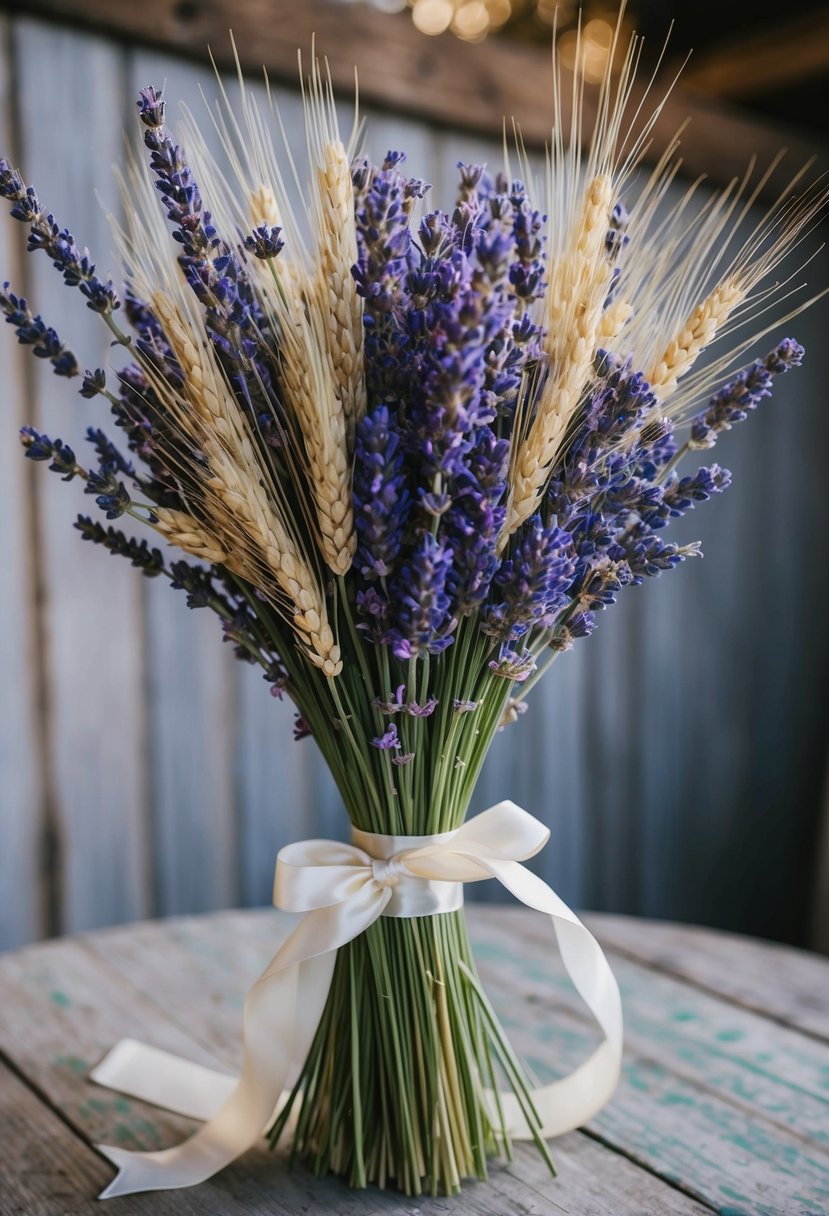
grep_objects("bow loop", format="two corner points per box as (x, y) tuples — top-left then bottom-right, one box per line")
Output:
(274, 840), (379, 913)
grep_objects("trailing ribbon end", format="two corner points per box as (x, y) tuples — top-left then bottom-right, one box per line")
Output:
(97, 1146), (158, 1199)
(89, 801), (624, 1197)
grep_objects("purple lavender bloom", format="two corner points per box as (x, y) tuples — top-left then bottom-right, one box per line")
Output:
(352, 152), (427, 405)
(488, 647), (537, 682)
(80, 368), (106, 398)
(645, 464), (732, 528)
(19, 427), (79, 479)
(137, 88), (258, 357)
(85, 427), (135, 478)
(371, 723), (401, 751)
(623, 536), (702, 582)
(0, 283), (78, 376)
(483, 517), (576, 642)
(605, 202), (630, 261)
(444, 427), (509, 616)
(406, 696), (438, 717)
(453, 699), (479, 713)
(84, 465), (132, 520)
(374, 685), (407, 714)
(689, 340), (804, 449)
(244, 224), (284, 260)
(353, 405), (411, 579)
(0, 161), (119, 314)
(388, 532), (454, 659)
(75, 515), (164, 577)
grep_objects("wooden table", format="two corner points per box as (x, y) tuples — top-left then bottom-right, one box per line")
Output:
(2, 908), (829, 1215)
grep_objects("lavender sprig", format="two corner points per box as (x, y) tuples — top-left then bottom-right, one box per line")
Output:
(0, 160), (120, 318)
(75, 515), (164, 576)
(689, 340), (804, 449)
(0, 282), (78, 376)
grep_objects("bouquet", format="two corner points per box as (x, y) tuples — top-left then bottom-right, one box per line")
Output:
(0, 23), (822, 1201)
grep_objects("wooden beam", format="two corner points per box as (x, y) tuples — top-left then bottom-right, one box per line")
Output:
(681, 7), (829, 101)
(2, 0), (825, 198)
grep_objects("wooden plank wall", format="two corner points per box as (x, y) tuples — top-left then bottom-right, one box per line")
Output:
(0, 15), (826, 952)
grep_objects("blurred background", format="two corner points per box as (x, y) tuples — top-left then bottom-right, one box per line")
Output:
(0, 0), (827, 954)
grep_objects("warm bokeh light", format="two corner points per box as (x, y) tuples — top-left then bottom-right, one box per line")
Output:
(536, 0), (576, 28)
(487, 0), (513, 29)
(411, 0), (454, 35)
(558, 17), (614, 83)
(453, 0), (491, 40)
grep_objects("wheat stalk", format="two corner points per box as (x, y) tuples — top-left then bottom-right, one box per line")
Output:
(505, 174), (615, 539)
(597, 297), (633, 344)
(151, 292), (343, 677)
(646, 277), (746, 399)
(313, 138), (366, 437)
(154, 508), (228, 564)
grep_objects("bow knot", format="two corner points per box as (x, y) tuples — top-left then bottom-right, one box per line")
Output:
(371, 855), (407, 888)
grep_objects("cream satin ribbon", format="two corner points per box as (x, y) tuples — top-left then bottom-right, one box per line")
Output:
(91, 800), (623, 1198)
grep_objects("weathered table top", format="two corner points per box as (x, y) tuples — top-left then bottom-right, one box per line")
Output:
(1, 908), (828, 1216)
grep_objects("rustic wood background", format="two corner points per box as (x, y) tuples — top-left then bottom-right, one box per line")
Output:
(0, 14), (827, 953)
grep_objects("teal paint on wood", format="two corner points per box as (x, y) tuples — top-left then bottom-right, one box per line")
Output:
(3, 909), (827, 1213)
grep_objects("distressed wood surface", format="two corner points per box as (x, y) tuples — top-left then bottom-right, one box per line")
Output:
(1, 909), (828, 1215)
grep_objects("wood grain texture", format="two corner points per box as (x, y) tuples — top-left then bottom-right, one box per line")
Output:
(12, 20), (152, 936)
(78, 908), (829, 1215)
(2, 0), (825, 202)
(0, 910), (757, 1215)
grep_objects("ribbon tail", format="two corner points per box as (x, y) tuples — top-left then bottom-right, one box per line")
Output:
(91, 1039), (238, 1122)
(96, 952), (328, 1197)
(481, 858), (623, 1140)
(94, 885), (389, 1198)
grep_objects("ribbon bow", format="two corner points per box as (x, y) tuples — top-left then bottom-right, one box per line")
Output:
(91, 801), (623, 1197)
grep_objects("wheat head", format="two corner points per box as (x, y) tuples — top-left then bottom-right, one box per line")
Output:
(151, 292), (343, 677)
(646, 277), (746, 399)
(505, 174), (615, 539)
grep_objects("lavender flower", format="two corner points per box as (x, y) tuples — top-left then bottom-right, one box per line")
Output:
(488, 648), (537, 683)
(0, 283), (78, 376)
(80, 368), (107, 399)
(85, 427), (134, 478)
(689, 340), (804, 449)
(85, 466), (132, 520)
(169, 560), (216, 609)
(244, 224), (284, 260)
(75, 515), (163, 576)
(137, 87), (259, 359)
(374, 685), (407, 714)
(387, 532), (454, 659)
(0, 161), (119, 314)
(20, 427), (79, 479)
(371, 724), (401, 751)
(353, 405), (411, 579)
(483, 516), (575, 642)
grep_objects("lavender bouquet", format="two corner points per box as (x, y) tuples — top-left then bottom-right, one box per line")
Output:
(0, 29), (822, 1200)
